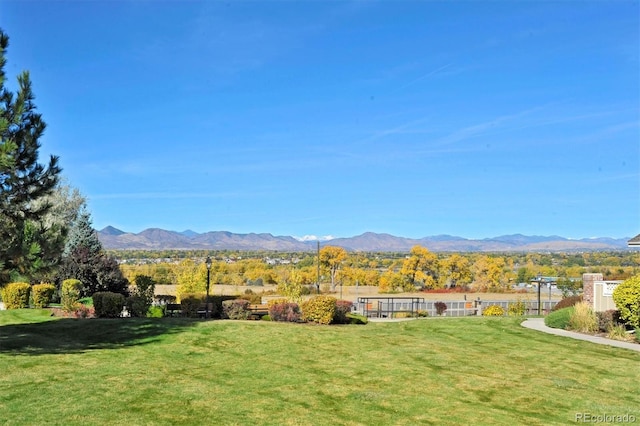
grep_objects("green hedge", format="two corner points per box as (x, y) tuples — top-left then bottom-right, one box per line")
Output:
(32, 283), (56, 309)
(147, 306), (165, 318)
(125, 295), (148, 318)
(179, 294), (238, 318)
(93, 292), (125, 318)
(1, 282), (31, 309)
(545, 307), (574, 329)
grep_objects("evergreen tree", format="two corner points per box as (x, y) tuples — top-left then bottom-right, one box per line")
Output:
(12, 182), (86, 283)
(0, 29), (61, 283)
(58, 210), (129, 297)
(63, 207), (102, 257)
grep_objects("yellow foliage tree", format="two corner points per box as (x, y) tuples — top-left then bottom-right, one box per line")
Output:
(175, 259), (208, 300)
(319, 246), (347, 292)
(400, 245), (440, 290)
(340, 266), (380, 287)
(472, 255), (507, 291)
(378, 269), (406, 293)
(120, 262), (176, 285)
(278, 269), (304, 302)
(441, 254), (472, 288)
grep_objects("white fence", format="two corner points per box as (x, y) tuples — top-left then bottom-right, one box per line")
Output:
(356, 298), (557, 318)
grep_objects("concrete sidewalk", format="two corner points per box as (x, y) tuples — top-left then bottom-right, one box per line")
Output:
(522, 318), (640, 352)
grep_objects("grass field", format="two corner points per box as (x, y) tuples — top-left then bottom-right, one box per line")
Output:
(0, 310), (638, 425)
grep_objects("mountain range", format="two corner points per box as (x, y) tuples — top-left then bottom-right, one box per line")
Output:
(97, 226), (633, 252)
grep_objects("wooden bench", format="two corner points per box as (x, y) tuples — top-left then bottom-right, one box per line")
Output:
(165, 303), (182, 317)
(247, 304), (269, 319)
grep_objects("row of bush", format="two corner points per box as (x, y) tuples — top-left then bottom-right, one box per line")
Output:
(543, 274), (640, 343)
(545, 302), (639, 343)
(0, 275), (160, 319)
(480, 300), (528, 316)
(472, 300), (527, 317)
(1, 282), (57, 309)
(0, 280), (517, 322)
(218, 295), (367, 325)
(82, 292), (367, 325)
(82, 292), (159, 318)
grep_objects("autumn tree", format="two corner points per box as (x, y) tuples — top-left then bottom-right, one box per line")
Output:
(400, 245), (440, 289)
(175, 259), (208, 299)
(516, 266), (534, 284)
(440, 254), (472, 288)
(120, 261), (176, 285)
(556, 276), (582, 297)
(241, 259), (279, 285)
(341, 265), (379, 287)
(277, 269), (309, 302)
(319, 246), (347, 292)
(378, 269), (407, 293)
(472, 255), (507, 291)
(0, 29), (62, 283)
(209, 259), (231, 285)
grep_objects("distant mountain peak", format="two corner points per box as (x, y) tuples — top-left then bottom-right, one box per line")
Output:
(100, 226), (125, 236)
(96, 226), (632, 252)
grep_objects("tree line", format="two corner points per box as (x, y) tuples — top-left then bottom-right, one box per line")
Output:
(117, 245), (640, 298)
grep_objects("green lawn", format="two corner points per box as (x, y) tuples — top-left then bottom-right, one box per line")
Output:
(0, 311), (638, 426)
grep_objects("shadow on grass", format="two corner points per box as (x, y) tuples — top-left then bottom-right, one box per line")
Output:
(0, 316), (201, 355)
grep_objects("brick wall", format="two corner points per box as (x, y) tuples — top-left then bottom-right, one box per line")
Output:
(582, 273), (602, 308)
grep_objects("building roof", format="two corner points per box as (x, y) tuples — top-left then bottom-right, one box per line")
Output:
(628, 234), (640, 246)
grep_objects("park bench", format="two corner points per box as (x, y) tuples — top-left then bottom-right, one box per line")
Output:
(165, 303), (182, 317)
(247, 304), (269, 320)
(197, 303), (215, 318)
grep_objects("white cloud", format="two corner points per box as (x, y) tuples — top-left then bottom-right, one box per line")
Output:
(293, 235), (335, 242)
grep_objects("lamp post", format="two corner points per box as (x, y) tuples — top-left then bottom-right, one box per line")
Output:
(537, 276), (542, 316)
(205, 256), (212, 319)
(316, 241), (321, 294)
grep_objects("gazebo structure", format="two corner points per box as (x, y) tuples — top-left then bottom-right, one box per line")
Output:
(357, 297), (424, 318)
(628, 234), (640, 247)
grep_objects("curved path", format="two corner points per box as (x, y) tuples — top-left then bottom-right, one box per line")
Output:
(522, 318), (640, 352)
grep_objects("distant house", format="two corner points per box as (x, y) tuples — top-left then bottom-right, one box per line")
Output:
(629, 234), (640, 247)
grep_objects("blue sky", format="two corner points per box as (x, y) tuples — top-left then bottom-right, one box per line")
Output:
(2, 1), (639, 240)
